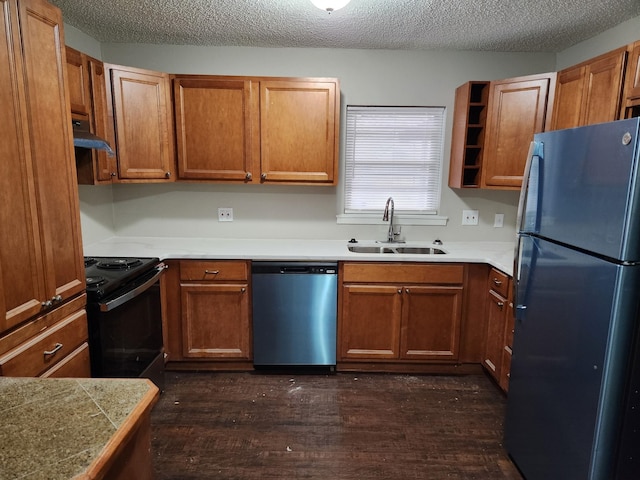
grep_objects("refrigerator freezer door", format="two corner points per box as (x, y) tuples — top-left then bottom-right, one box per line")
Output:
(529, 118), (640, 262)
(506, 236), (636, 480)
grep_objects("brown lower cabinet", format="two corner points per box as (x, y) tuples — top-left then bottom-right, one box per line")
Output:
(338, 263), (465, 367)
(0, 295), (90, 377)
(482, 267), (513, 392)
(163, 260), (252, 369)
(163, 260), (489, 374)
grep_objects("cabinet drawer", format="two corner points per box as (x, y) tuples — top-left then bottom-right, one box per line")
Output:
(40, 342), (91, 378)
(0, 309), (88, 377)
(342, 263), (464, 285)
(488, 268), (509, 297)
(180, 260), (249, 282)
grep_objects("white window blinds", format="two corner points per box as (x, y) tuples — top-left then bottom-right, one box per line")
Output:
(344, 106), (445, 214)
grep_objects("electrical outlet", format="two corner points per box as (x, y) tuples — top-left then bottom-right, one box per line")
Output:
(218, 207), (233, 222)
(462, 209), (479, 226)
(494, 213), (504, 228)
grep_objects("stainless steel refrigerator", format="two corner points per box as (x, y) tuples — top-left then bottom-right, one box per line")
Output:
(505, 118), (640, 480)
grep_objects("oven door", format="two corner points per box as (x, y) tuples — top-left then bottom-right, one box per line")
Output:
(87, 264), (166, 388)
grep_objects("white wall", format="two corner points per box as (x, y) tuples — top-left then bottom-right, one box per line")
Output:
(66, 15), (638, 246)
(556, 15), (640, 69)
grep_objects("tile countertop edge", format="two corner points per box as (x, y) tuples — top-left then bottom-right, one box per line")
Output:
(84, 237), (516, 276)
(81, 378), (160, 479)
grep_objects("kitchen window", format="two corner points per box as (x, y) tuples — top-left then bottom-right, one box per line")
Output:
(338, 105), (447, 225)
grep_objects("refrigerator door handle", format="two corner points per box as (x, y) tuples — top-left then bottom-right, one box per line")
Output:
(513, 235), (524, 316)
(516, 141), (543, 233)
(515, 141), (536, 234)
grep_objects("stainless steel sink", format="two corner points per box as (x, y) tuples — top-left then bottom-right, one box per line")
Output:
(394, 247), (446, 255)
(347, 245), (446, 254)
(347, 245), (396, 254)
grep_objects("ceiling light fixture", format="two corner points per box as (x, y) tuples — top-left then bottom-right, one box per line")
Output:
(310, 0), (351, 12)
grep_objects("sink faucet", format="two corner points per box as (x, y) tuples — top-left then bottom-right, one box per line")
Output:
(383, 197), (397, 243)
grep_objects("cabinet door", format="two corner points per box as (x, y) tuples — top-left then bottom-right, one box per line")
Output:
(622, 41), (640, 118)
(552, 47), (627, 130)
(174, 77), (258, 181)
(0, 0), (47, 331)
(400, 285), (463, 361)
(108, 65), (175, 180)
(181, 283), (251, 359)
(481, 74), (553, 189)
(483, 290), (507, 380)
(550, 65), (586, 130)
(625, 41), (640, 99)
(88, 57), (117, 182)
(581, 48), (626, 126)
(260, 80), (338, 184)
(19, 0), (85, 306)
(65, 46), (91, 116)
(339, 284), (402, 360)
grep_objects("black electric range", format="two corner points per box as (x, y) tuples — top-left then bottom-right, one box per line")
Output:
(84, 256), (166, 389)
(84, 256), (161, 301)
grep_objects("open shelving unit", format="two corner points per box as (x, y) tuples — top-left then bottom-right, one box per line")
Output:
(448, 81), (490, 188)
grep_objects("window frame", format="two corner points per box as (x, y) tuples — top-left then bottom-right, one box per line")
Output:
(337, 105), (448, 226)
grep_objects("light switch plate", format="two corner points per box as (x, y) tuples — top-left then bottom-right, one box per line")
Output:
(462, 209), (479, 225)
(494, 213), (504, 228)
(218, 207), (233, 222)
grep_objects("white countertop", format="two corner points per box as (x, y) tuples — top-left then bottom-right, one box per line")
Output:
(84, 237), (516, 276)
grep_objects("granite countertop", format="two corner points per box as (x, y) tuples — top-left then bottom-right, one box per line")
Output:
(84, 237), (516, 276)
(0, 377), (159, 480)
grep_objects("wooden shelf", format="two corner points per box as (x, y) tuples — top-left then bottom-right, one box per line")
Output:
(448, 81), (489, 188)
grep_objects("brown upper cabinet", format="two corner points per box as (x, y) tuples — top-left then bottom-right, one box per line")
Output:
(622, 40), (640, 118)
(173, 76), (256, 181)
(1, 0), (85, 332)
(480, 73), (556, 190)
(173, 75), (340, 185)
(66, 47), (116, 184)
(551, 47), (627, 130)
(105, 64), (176, 182)
(449, 73), (555, 190)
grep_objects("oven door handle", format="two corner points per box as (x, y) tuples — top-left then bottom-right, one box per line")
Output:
(99, 263), (167, 312)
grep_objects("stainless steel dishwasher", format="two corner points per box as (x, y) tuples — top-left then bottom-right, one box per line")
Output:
(252, 262), (337, 368)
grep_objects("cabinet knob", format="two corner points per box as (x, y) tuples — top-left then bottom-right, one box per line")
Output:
(165, 171), (171, 178)
(41, 300), (52, 308)
(405, 288), (410, 294)
(245, 172), (252, 181)
(497, 301), (504, 309)
(241, 287), (246, 293)
(110, 172), (117, 177)
(397, 289), (402, 294)
(44, 343), (63, 357)
(261, 173), (267, 180)
(52, 295), (63, 303)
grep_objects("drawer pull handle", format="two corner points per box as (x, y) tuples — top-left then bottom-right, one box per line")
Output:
(44, 343), (63, 357)
(204, 270), (220, 275)
(493, 279), (503, 286)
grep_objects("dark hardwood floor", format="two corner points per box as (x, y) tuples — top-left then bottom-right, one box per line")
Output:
(151, 371), (523, 480)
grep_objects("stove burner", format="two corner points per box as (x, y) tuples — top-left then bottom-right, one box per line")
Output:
(86, 275), (107, 287)
(96, 258), (143, 270)
(84, 257), (98, 268)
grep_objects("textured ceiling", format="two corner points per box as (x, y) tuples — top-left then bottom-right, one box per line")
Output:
(49, 0), (640, 52)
